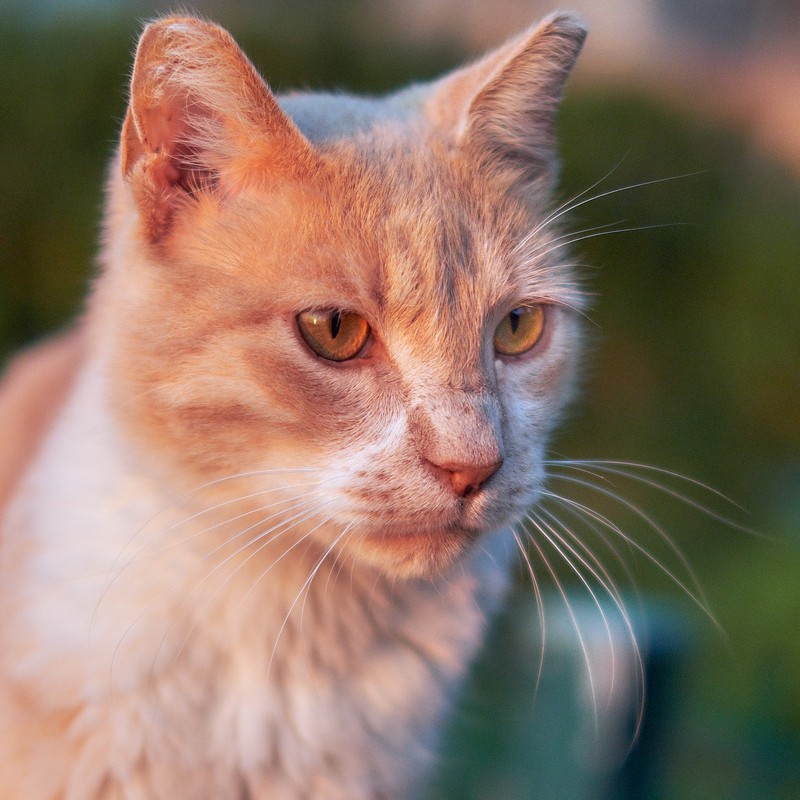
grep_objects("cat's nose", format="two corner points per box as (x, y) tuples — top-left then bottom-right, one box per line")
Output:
(426, 458), (503, 498)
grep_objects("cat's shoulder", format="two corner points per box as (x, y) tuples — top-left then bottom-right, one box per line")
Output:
(0, 329), (85, 512)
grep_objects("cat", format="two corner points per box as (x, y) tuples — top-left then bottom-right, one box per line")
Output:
(0, 11), (587, 799)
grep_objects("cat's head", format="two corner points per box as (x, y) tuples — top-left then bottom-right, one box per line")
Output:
(99, 13), (587, 578)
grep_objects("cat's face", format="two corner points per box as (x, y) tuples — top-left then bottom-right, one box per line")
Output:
(102, 14), (586, 578)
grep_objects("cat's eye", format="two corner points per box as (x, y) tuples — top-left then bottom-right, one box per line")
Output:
(297, 309), (371, 362)
(493, 304), (545, 356)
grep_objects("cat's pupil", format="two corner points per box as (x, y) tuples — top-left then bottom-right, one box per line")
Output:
(330, 311), (342, 339)
(509, 309), (521, 334)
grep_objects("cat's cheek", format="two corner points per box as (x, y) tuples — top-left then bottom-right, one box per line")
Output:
(246, 355), (378, 438)
(336, 458), (457, 530)
(497, 343), (578, 421)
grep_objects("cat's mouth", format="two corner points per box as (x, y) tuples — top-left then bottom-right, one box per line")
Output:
(342, 521), (485, 579)
(334, 476), (531, 578)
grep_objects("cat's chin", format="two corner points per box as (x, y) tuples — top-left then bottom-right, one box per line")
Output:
(343, 526), (481, 580)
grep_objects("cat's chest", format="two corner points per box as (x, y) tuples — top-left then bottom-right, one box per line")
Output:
(67, 554), (505, 799)
(169, 560), (504, 797)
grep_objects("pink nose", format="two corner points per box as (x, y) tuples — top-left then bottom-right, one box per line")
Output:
(426, 458), (503, 498)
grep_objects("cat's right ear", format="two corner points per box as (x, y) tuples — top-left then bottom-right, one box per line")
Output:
(426, 13), (587, 191)
(121, 16), (317, 243)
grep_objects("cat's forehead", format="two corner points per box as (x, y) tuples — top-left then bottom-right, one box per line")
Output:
(320, 135), (573, 325)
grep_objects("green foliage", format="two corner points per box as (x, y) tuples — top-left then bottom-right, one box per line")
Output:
(552, 91), (800, 798)
(0, 16), (129, 355)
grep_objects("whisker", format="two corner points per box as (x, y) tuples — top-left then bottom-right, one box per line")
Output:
(189, 499), (337, 596)
(547, 458), (753, 532)
(529, 171), (702, 241)
(543, 473), (709, 600)
(236, 510), (342, 609)
(267, 525), (354, 676)
(522, 222), (690, 264)
(96, 486), (328, 628)
(162, 480), (330, 534)
(522, 526), (601, 727)
(162, 509), (341, 677)
(517, 153), (634, 249)
(145, 502), (342, 717)
(534, 506), (628, 612)
(531, 506), (647, 732)
(541, 494), (644, 610)
(323, 523), (357, 599)
(512, 530), (547, 697)
(110, 497), (336, 691)
(552, 294), (601, 326)
(527, 511), (619, 707)
(127, 485), (325, 567)
(98, 472), (331, 614)
(554, 468), (708, 567)
(517, 218), (628, 257)
(539, 487), (723, 635)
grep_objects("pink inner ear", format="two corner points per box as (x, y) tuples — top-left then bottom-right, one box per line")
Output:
(148, 154), (182, 191)
(140, 97), (193, 148)
(137, 93), (220, 196)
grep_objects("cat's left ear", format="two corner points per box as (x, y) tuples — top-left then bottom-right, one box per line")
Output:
(121, 16), (318, 243)
(427, 12), (587, 189)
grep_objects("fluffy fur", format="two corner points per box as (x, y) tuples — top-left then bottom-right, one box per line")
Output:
(0, 12), (586, 799)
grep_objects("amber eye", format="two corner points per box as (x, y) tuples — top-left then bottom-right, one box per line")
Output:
(297, 309), (370, 362)
(493, 304), (545, 356)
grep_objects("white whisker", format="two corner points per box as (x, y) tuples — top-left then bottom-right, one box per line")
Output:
(539, 486), (722, 634)
(267, 525), (354, 676)
(522, 222), (689, 264)
(527, 511), (619, 708)
(512, 530), (547, 696)
(528, 171), (702, 242)
(110, 497), (337, 691)
(517, 218), (628, 257)
(522, 526), (600, 727)
(236, 510), (342, 609)
(547, 458), (752, 531)
(531, 506), (646, 732)
(97, 473), (331, 615)
(542, 494), (644, 609)
(544, 473), (708, 596)
(96, 486), (329, 630)
(188, 500), (336, 599)
(158, 510), (342, 683)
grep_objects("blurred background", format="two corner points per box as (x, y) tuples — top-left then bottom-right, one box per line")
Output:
(1, 0), (798, 797)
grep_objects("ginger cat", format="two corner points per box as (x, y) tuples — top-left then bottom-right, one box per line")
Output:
(0, 12), (586, 799)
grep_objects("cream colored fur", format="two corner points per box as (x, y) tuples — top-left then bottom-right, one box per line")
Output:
(0, 12), (586, 799)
